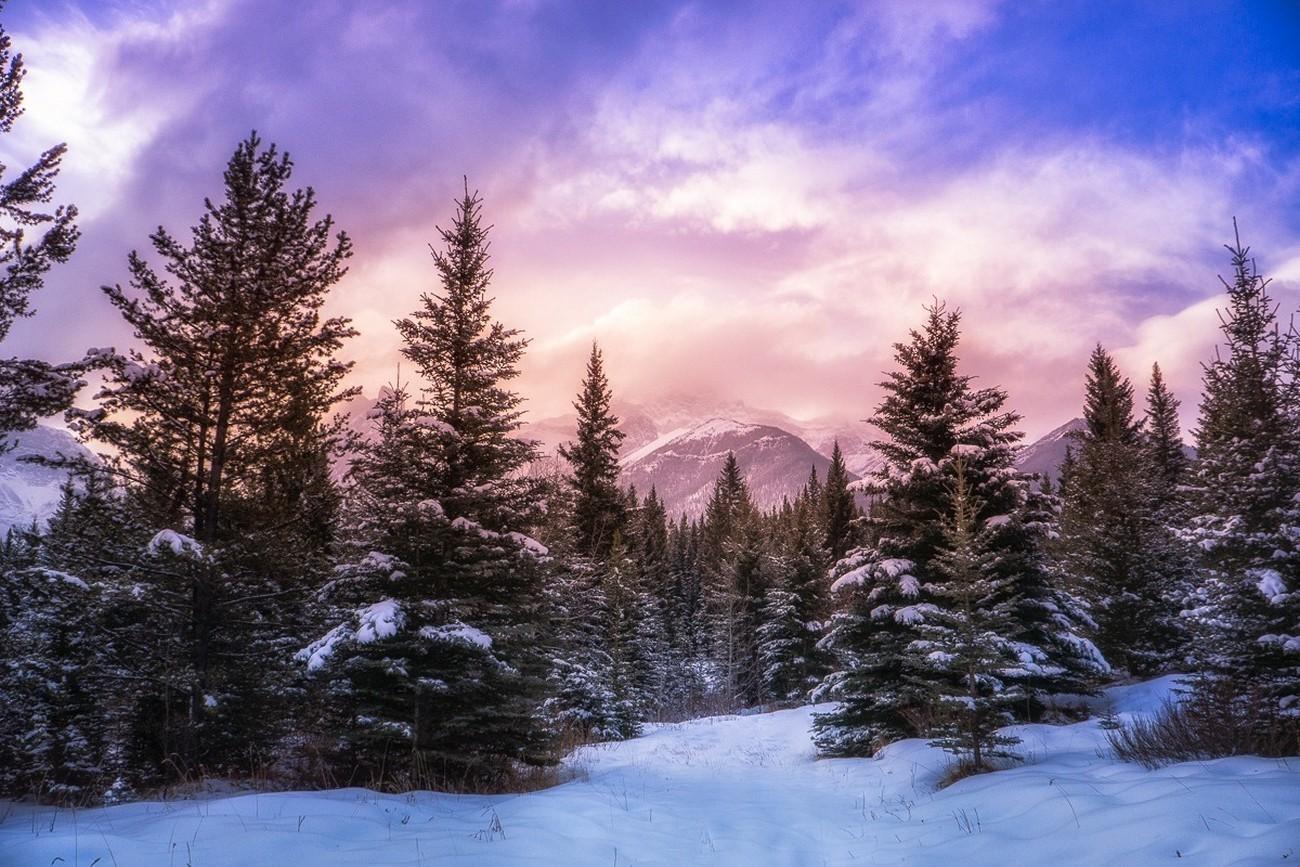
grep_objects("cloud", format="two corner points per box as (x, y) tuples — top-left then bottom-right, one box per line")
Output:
(2, 0), (1297, 442)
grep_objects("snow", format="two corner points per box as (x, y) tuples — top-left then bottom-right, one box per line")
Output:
(355, 600), (404, 644)
(4, 677), (1298, 866)
(1250, 568), (1288, 603)
(297, 624), (348, 672)
(34, 567), (89, 590)
(450, 516), (549, 558)
(146, 529), (204, 559)
(618, 424), (693, 466)
(420, 621), (494, 650)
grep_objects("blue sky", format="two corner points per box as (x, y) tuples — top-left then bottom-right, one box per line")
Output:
(3, 0), (1298, 436)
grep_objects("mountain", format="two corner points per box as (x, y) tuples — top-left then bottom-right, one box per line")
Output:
(1014, 418), (1086, 481)
(0, 425), (97, 535)
(1014, 417), (1196, 482)
(620, 418), (852, 517)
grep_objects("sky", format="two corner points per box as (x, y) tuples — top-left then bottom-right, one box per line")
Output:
(2, 0), (1299, 440)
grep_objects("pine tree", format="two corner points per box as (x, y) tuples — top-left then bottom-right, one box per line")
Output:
(823, 441), (855, 561)
(757, 489), (828, 704)
(0, 6), (82, 442)
(558, 343), (627, 558)
(1144, 362), (1187, 506)
(1056, 346), (1181, 674)
(1182, 225), (1299, 712)
(303, 186), (555, 788)
(815, 302), (1103, 756)
(68, 133), (356, 779)
(915, 456), (1022, 770)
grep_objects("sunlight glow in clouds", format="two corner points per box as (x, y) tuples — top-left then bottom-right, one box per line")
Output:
(6, 0), (1300, 438)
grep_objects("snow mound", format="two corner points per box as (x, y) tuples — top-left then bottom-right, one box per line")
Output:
(2, 676), (1297, 865)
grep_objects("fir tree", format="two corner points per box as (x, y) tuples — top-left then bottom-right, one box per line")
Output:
(0, 5), (82, 442)
(558, 343), (626, 558)
(304, 186), (555, 788)
(1056, 346), (1181, 674)
(1182, 225), (1299, 712)
(823, 441), (856, 561)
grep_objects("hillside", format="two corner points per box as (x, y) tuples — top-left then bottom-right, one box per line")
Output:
(620, 417), (848, 516)
(0, 425), (96, 535)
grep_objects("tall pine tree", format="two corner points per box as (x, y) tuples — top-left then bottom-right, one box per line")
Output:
(558, 343), (627, 558)
(1182, 225), (1299, 713)
(75, 133), (355, 778)
(1056, 346), (1181, 674)
(303, 185), (555, 788)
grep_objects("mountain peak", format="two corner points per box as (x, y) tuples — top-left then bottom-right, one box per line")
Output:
(621, 417), (851, 518)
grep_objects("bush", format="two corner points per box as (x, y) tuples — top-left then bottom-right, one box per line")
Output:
(1108, 678), (1299, 769)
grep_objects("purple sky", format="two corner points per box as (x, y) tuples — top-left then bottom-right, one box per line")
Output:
(4, 0), (1299, 438)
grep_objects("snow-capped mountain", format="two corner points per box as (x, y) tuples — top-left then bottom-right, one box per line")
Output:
(0, 425), (97, 535)
(620, 417), (853, 517)
(1014, 417), (1086, 481)
(1014, 417), (1195, 482)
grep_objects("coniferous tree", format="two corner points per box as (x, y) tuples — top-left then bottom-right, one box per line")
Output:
(72, 133), (355, 779)
(303, 186), (555, 788)
(0, 469), (146, 802)
(917, 457), (1022, 771)
(1182, 226), (1299, 712)
(823, 441), (856, 561)
(1144, 362), (1187, 506)
(1056, 346), (1181, 674)
(0, 6), (82, 442)
(558, 343), (626, 558)
(758, 483), (829, 703)
(815, 303), (1103, 756)
(700, 453), (768, 707)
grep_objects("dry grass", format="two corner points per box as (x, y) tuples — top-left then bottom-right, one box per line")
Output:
(1107, 678), (1300, 769)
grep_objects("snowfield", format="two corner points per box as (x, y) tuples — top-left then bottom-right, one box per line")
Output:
(2, 677), (1297, 866)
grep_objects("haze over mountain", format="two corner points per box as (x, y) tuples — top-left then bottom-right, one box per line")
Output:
(342, 391), (1109, 518)
(0, 425), (96, 536)
(620, 418), (850, 518)
(1015, 418), (1087, 482)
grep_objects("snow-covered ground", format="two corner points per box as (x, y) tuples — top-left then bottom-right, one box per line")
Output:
(2, 677), (1297, 865)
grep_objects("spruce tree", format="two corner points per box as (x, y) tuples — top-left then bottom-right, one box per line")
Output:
(304, 186), (555, 787)
(1182, 226), (1299, 712)
(917, 457), (1022, 771)
(1144, 362), (1187, 505)
(1056, 346), (1181, 674)
(73, 133), (355, 778)
(758, 486), (828, 704)
(700, 453), (768, 708)
(823, 441), (856, 561)
(558, 343), (627, 558)
(815, 302), (1103, 756)
(0, 6), (82, 441)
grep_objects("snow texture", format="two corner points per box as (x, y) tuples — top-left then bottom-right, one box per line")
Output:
(3, 677), (1296, 865)
(419, 621), (493, 650)
(146, 529), (204, 559)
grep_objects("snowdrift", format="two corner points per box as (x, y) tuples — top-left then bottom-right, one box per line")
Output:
(2, 676), (1296, 865)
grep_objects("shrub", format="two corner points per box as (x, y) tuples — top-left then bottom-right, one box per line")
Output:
(1107, 678), (1299, 769)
